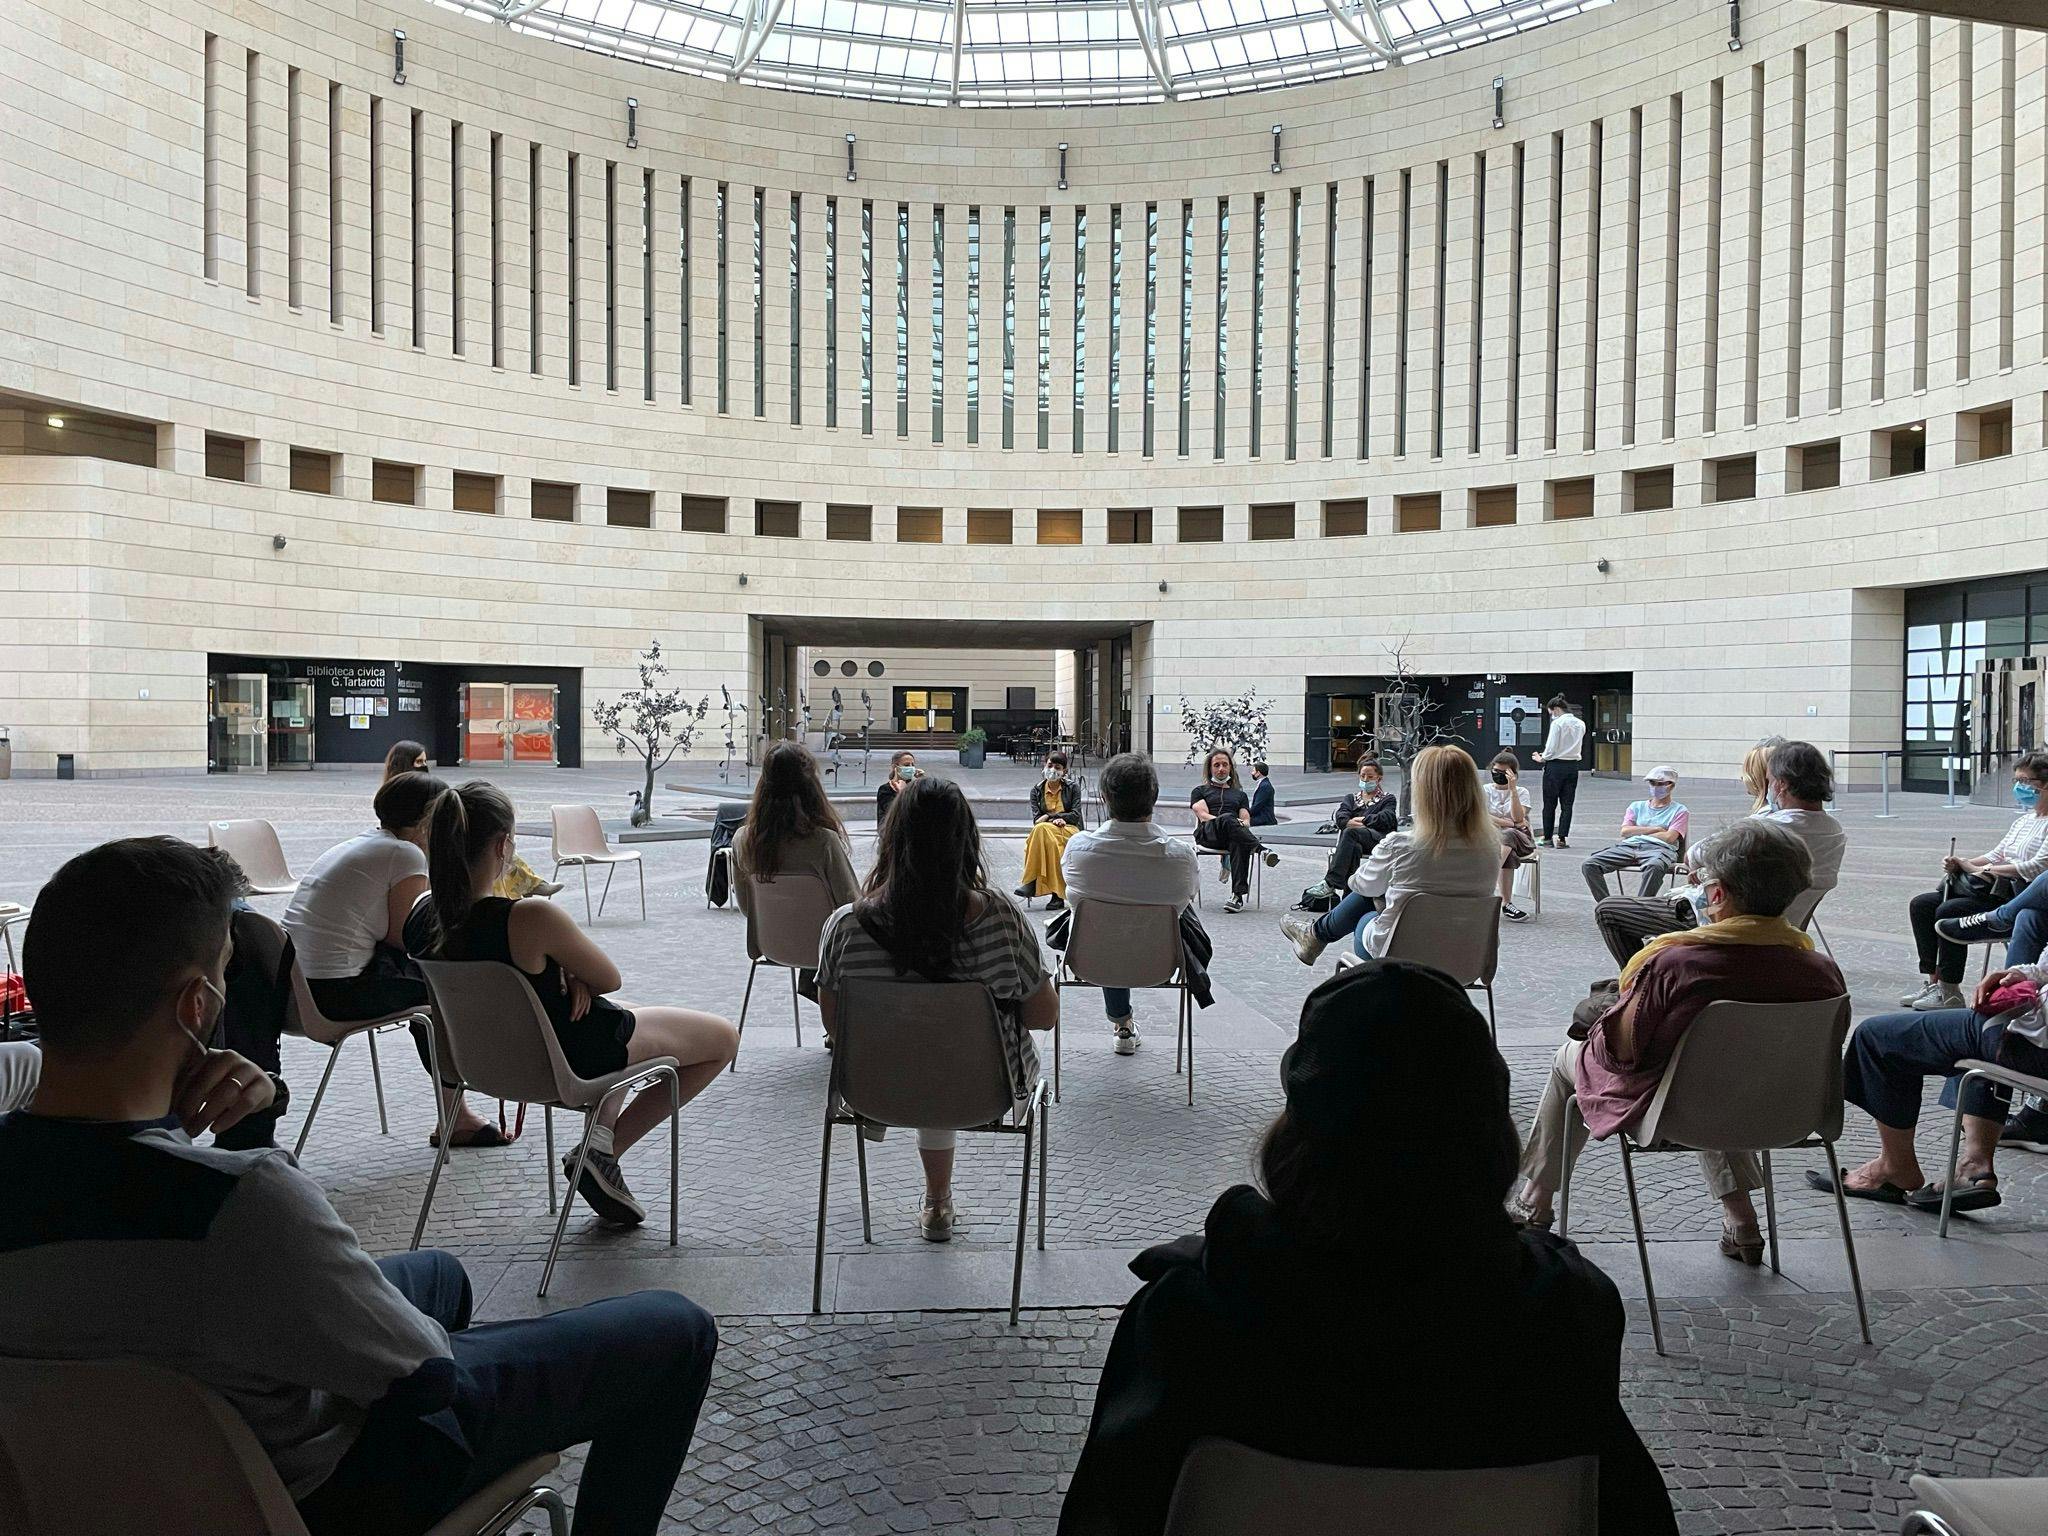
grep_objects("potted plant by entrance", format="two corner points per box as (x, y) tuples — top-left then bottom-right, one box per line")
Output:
(957, 727), (988, 770)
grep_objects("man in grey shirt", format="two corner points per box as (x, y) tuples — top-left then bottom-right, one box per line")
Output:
(0, 837), (716, 1534)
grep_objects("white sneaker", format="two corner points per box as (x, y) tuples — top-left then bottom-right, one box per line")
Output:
(1912, 982), (1967, 1012)
(1223, 895), (1246, 914)
(919, 1195), (956, 1243)
(1111, 1016), (1139, 1055)
(1899, 980), (1940, 1008)
(1281, 910), (1328, 965)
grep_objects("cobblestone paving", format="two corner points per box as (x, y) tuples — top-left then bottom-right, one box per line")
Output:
(8, 765), (2048, 1533)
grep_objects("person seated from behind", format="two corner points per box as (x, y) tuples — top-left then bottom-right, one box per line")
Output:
(734, 740), (861, 1012)
(1594, 740), (1847, 968)
(875, 749), (925, 822)
(1816, 958), (2048, 1214)
(1061, 753), (1203, 1059)
(1485, 751), (1536, 924)
(1580, 766), (1689, 901)
(1247, 762), (1278, 826)
(1055, 960), (1679, 1536)
(1512, 820), (1843, 1264)
(416, 782), (738, 1226)
(815, 777), (1059, 1244)
(1303, 756), (1400, 904)
(383, 740), (557, 898)
(1906, 750), (2048, 1011)
(1190, 749), (1282, 915)
(0, 837), (718, 1536)
(1281, 745), (1500, 966)
(0, 1041), (39, 1112)
(1015, 751), (1086, 910)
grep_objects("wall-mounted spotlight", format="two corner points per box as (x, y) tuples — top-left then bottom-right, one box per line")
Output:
(1056, 142), (1069, 192)
(738, 573), (749, 587)
(1492, 76), (1506, 130)
(626, 98), (638, 150)
(392, 28), (407, 84)
(1726, 0), (1742, 51)
(44, 415), (64, 429)
(1270, 125), (1283, 174)
(845, 133), (858, 183)
(272, 534), (289, 551)
(1594, 557), (1611, 574)
(1157, 580), (1169, 594)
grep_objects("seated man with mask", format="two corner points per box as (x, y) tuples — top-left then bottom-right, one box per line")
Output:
(0, 837), (718, 1536)
(1302, 758), (1401, 905)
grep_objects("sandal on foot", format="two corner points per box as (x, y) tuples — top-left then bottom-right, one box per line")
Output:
(1804, 1168), (1913, 1204)
(1718, 1225), (1765, 1266)
(1507, 1198), (1554, 1232)
(429, 1123), (512, 1149)
(1905, 1173), (2002, 1213)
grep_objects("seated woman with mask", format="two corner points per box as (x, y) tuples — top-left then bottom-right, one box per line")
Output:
(875, 750), (926, 824)
(1015, 752), (1085, 910)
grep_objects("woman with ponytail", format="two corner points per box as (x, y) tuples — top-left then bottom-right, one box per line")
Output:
(419, 781), (738, 1227)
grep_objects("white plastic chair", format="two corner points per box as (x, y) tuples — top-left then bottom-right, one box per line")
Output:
(0, 1357), (564, 1536)
(549, 805), (645, 922)
(1901, 1472), (2048, 1535)
(1558, 994), (1865, 1355)
(1782, 886), (1835, 958)
(812, 978), (1047, 1324)
(1054, 900), (1193, 1105)
(735, 871), (840, 1067)
(1162, 1439), (1597, 1536)
(207, 820), (298, 896)
(415, 959), (681, 1296)
(1378, 893), (1503, 1043)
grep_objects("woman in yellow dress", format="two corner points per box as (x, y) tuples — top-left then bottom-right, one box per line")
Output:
(1014, 752), (1085, 909)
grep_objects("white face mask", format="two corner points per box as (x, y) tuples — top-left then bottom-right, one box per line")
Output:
(179, 977), (229, 1059)
(1044, 768), (1061, 782)
(1210, 770), (1230, 785)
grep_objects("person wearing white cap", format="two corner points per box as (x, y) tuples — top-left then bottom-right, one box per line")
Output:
(1580, 766), (1689, 901)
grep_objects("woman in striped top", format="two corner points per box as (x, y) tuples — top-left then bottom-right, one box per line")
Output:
(815, 776), (1059, 1243)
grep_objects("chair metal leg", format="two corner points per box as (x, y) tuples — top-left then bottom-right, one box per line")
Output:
(1824, 1139), (1873, 1344)
(789, 966), (803, 1049)
(1483, 983), (1498, 1048)
(853, 1119), (873, 1242)
(1761, 1150), (1780, 1276)
(294, 1043), (344, 1158)
(1012, 1111), (1036, 1326)
(1938, 1072), (1979, 1239)
(544, 1106), (556, 1214)
(733, 958), (761, 1071)
(597, 863), (616, 919)
(667, 1068), (680, 1247)
(412, 1029), (458, 1250)
(1037, 1099), (1049, 1250)
(534, 1487), (570, 1536)
(812, 1107), (835, 1314)
(1619, 1139), (1664, 1355)
(1052, 1008), (1061, 1103)
(367, 1028), (389, 1136)
(580, 863), (593, 923)
(540, 1110), (596, 1297)
(1185, 985), (1195, 1107)
(1810, 914), (1833, 958)
(637, 859), (646, 920)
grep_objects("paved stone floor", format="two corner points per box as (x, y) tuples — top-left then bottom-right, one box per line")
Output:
(5, 761), (2048, 1531)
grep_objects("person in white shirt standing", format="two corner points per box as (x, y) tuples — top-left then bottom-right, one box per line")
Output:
(1060, 753), (1202, 1057)
(1531, 695), (1586, 849)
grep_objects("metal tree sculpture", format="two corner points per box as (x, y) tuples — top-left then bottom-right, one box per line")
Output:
(591, 640), (709, 824)
(1379, 636), (1456, 818)
(1179, 688), (1271, 768)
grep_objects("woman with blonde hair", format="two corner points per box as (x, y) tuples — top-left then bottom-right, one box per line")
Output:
(1740, 738), (1783, 812)
(1282, 745), (1502, 965)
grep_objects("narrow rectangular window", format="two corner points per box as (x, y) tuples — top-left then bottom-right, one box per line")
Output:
(895, 204), (910, 438)
(789, 193), (801, 422)
(1395, 169), (1410, 457)
(679, 176), (691, 403)
(860, 199), (874, 434)
(451, 123), (465, 357)
(1072, 208), (1088, 449)
(286, 68), (302, 309)
(1037, 208), (1052, 450)
(966, 207), (981, 445)
(1545, 134), (1563, 450)
(410, 110), (424, 348)
(245, 51), (260, 299)
(1508, 147), (1525, 453)
(1214, 197), (1229, 460)
(566, 152), (580, 383)
(1250, 192), (1265, 458)
(528, 144), (541, 376)
(1108, 205), (1123, 453)
(752, 187), (765, 418)
(825, 196), (838, 426)
(1179, 200), (1193, 456)
(369, 97), (384, 332)
(1287, 188), (1301, 460)
(644, 168), (656, 402)
(1584, 123), (1603, 450)
(489, 133), (504, 368)
(327, 83), (342, 324)
(1624, 111), (1643, 442)
(1469, 156), (1484, 454)
(1322, 184), (1336, 457)
(931, 206), (945, 441)
(1143, 202), (1158, 457)
(715, 181), (728, 412)
(1432, 161), (1447, 459)
(203, 35), (221, 280)
(1359, 177), (1373, 457)
(1002, 207), (1016, 448)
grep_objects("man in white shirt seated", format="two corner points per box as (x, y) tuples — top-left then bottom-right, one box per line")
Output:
(1593, 741), (1848, 968)
(1059, 753), (1202, 1058)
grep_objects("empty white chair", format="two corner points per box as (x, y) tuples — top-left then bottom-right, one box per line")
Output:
(1377, 893), (1502, 1043)
(735, 871), (840, 1066)
(415, 958), (681, 1296)
(207, 820), (298, 896)
(1558, 994), (1865, 1355)
(1901, 1472), (2048, 1535)
(0, 1356), (565, 1536)
(549, 804), (645, 922)
(1054, 900), (1193, 1105)
(812, 978), (1047, 1324)
(1161, 1439), (1597, 1536)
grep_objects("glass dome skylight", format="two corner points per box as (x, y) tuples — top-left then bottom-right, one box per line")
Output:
(437, 0), (1610, 107)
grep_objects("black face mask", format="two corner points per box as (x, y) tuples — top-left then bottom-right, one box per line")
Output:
(1491, 769), (1509, 785)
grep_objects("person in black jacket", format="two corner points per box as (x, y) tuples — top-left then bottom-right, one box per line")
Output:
(875, 750), (925, 823)
(1247, 763), (1278, 827)
(1056, 960), (1679, 1536)
(1305, 757), (1400, 900)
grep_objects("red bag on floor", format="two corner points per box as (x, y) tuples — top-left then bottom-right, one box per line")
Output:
(1, 973), (29, 1020)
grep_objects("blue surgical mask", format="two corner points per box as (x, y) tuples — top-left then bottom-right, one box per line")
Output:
(2017, 782), (2041, 809)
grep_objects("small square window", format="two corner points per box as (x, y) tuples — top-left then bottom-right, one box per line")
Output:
(371, 460), (420, 505)
(1964, 404), (2012, 463)
(1036, 508), (1083, 546)
(680, 495), (727, 533)
(452, 472), (499, 515)
(289, 449), (335, 494)
(897, 507), (944, 544)
(204, 434), (249, 482)
(1108, 507), (1153, 545)
(1794, 441), (1839, 492)
(1473, 486), (1517, 527)
(1322, 498), (1369, 537)
(531, 481), (576, 522)
(1710, 454), (1756, 503)
(1548, 478), (1594, 521)
(755, 499), (800, 538)
(1882, 423), (1927, 477)
(1396, 493), (1441, 532)
(607, 488), (653, 529)
(968, 509), (1013, 545)
(1629, 467), (1675, 511)
(826, 504), (872, 541)
(1178, 506), (1224, 543)
(1249, 503), (1294, 541)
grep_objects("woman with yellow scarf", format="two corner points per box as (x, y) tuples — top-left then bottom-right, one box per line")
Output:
(1014, 753), (1085, 910)
(1510, 820), (1844, 1264)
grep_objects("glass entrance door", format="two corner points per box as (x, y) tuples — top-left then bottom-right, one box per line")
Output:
(893, 688), (961, 733)
(1591, 689), (1633, 776)
(508, 684), (560, 764)
(268, 679), (316, 770)
(210, 674), (268, 773)
(461, 683), (509, 765)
